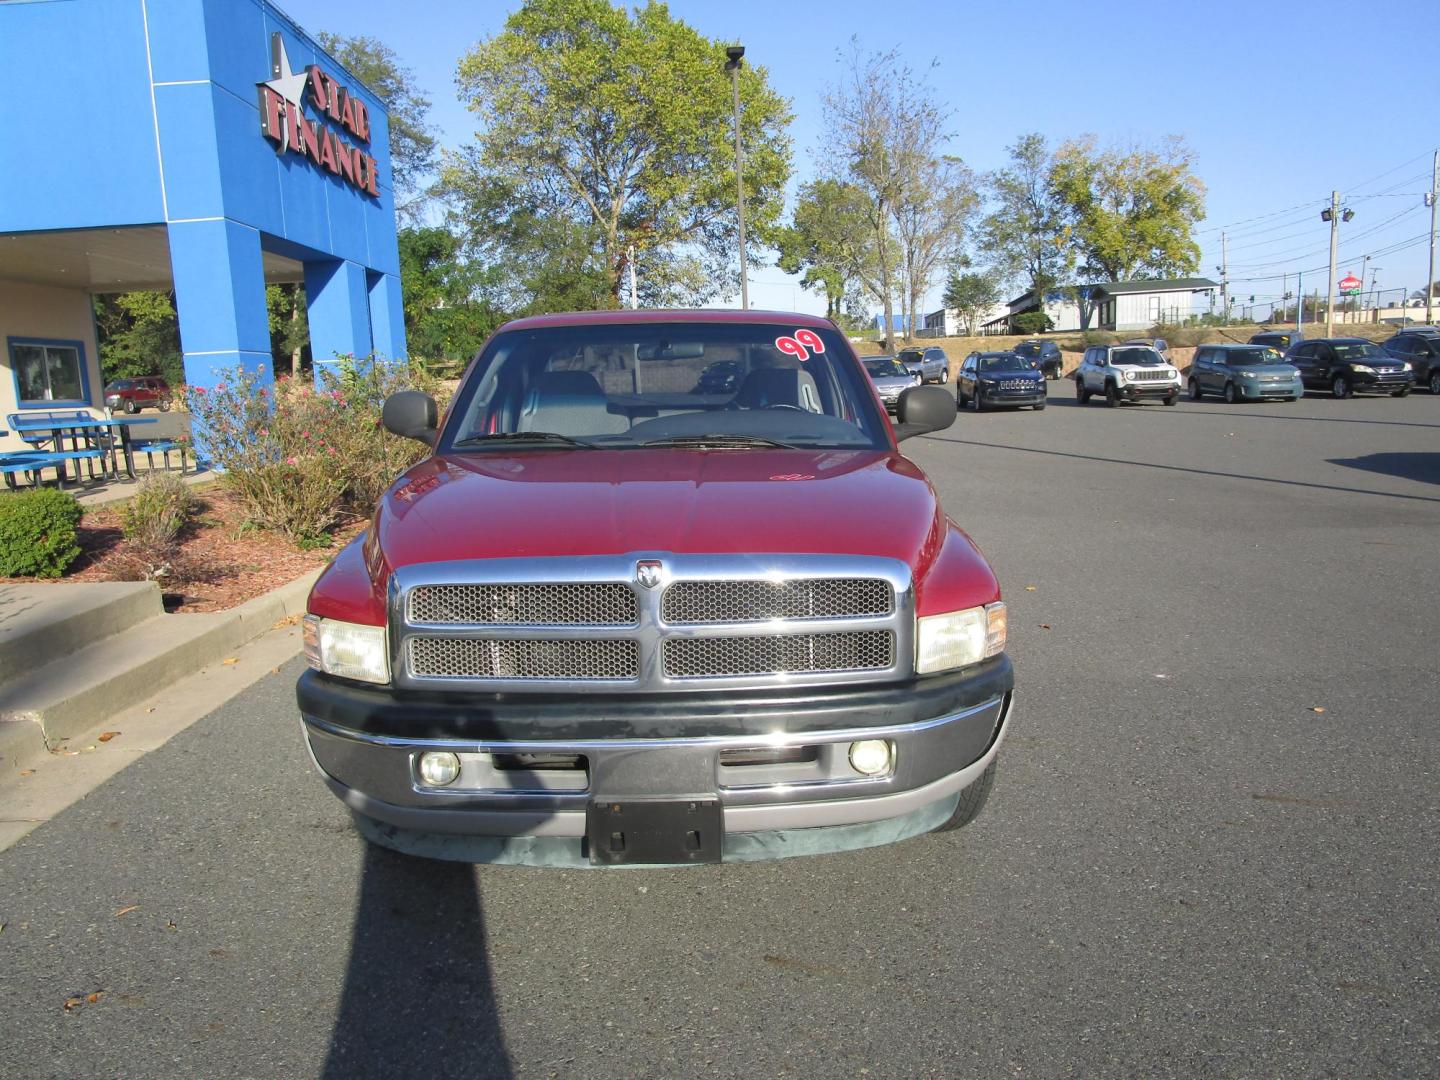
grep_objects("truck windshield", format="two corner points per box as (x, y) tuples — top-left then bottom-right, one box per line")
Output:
(1111, 347), (1164, 366)
(979, 354), (1030, 372)
(442, 322), (890, 451)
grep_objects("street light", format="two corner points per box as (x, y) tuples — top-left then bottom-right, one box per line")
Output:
(725, 44), (748, 310)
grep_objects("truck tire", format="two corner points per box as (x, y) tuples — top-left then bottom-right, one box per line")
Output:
(931, 761), (997, 833)
(1076, 379), (1089, 404)
(1429, 371), (1440, 395)
(1104, 381), (1120, 407)
(1163, 393), (1178, 406)
(939, 367), (949, 384)
(123, 398), (139, 414)
(1332, 374), (1350, 399)
(1188, 378), (1202, 401)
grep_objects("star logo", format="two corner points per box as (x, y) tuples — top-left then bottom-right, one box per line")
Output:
(263, 34), (308, 112)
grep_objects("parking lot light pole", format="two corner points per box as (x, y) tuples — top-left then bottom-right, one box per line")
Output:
(1427, 149), (1438, 325)
(1324, 191), (1340, 337)
(725, 44), (749, 310)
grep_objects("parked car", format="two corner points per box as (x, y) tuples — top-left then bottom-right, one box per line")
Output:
(297, 310), (1014, 867)
(1187, 344), (1302, 402)
(693, 359), (745, 395)
(1249, 329), (1304, 353)
(1012, 339), (1063, 380)
(1286, 338), (1414, 398)
(103, 376), (171, 413)
(956, 351), (1047, 411)
(897, 346), (950, 384)
(1075, 344), (1181, 406)
(863, 355), (921, 412)
(1381, 326), (1440, 394)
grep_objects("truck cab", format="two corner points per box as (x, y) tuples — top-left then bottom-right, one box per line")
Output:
(297, 311), (1014, 866)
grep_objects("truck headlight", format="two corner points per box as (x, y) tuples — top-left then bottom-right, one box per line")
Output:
(303, 615), (390, 684)
(915, 602), (1006, 674)
(1351, 364), (1375, 374)
(1401, 361), (1413, 372)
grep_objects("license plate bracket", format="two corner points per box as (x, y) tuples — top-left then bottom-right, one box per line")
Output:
(586, 797), (723, 865)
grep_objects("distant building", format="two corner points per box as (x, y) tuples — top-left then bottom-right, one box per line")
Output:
(990, 278), (1219, 334)
(920, 304), (1009, 337)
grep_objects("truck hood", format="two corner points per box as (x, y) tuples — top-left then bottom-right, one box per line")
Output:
(310, 448), (1002, 624)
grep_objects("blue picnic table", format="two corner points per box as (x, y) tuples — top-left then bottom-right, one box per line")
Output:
(3, 414), (161, 486)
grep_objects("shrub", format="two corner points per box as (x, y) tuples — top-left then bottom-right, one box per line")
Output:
(121, 473), (196, 550)
(184, 357), (450, 546)
(0, 488), (84, 578)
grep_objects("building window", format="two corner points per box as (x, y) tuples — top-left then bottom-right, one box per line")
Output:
(9, 339), (88, 408)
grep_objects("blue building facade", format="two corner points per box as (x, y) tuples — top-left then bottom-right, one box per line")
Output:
(0, 0), (406, 452)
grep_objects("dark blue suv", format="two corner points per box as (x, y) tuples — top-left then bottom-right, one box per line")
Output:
(956, 351), (1047, 411)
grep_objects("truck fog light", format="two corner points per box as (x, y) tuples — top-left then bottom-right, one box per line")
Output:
(849, 739), (893, 777)
(417, 751), (461, 787)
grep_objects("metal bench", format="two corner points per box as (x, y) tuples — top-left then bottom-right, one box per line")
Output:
(131, 438), (188, 473)
(0, 448), (106, 488)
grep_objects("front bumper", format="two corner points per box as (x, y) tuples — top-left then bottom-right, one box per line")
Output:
(1351, 372), (1414, 394)
(1239, 379), (1303, 399)
(1118, 381), (1180, 400)
(981, 387), (1046, 406)
(297, 657), (1014, 860)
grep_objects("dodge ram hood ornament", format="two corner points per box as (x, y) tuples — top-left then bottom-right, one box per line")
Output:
(635, 559), (663, 589)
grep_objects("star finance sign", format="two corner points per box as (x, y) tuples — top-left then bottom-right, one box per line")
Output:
(257, 33), (380, 199)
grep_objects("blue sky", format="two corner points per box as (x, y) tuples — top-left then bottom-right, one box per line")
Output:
(278, 0), (1440, 317)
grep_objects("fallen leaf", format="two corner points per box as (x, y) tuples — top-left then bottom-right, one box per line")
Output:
(271, 612), (303, 629)
(165, 920), (177, 931)
(221, 657), (239, 666)
(146, 707), (156, 714)
(18, 769), (33, 777)
(1024, 585), (1037, 592)
(114, 905), (139, 918)
(270, 667), (281, 675)
(64, 997), (83, 1012)
(1310, 706), (1326, 714)
(86, 991), (103, 1005)
(98, 732), (120, 743)
(1039, 623), (1052, 630)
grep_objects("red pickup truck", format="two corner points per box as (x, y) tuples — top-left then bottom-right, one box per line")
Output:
(297, 310), (1014, 866)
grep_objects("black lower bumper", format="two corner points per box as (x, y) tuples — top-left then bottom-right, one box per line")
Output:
(296, 654), (1014, 742)
(1120, 383), (1179, 400)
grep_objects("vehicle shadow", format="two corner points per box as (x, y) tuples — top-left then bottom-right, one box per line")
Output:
(1328, 452), (1440, 486)
(322, 843), (514, 1080)
(927, 435), (1440, 505)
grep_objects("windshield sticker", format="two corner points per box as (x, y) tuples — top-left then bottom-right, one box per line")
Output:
(774, 335), (809, 361)
(794, 329), (826, 354)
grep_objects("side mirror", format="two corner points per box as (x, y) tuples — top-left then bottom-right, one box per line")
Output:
(382, 390), (438, 445)
(893, 386), (956, 442)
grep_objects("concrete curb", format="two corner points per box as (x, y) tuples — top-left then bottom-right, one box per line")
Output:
(0, 569), (319, 771)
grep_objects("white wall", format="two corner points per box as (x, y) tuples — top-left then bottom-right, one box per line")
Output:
(0, 281), (104, 452)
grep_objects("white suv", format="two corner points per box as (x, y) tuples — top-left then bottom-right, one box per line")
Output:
(1075, 344), (1181, 407)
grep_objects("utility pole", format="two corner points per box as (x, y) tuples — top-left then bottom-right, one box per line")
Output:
(1219, 231), (1229, 322)
(1297, 271), (1303, 331)
(1427, 149), (1438, 325)
(725, 45), (749, 311)
(1325, 190), (1340, 337)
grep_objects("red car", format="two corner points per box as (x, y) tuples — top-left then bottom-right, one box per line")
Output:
(296, 310), (1014, 866)
(103, 376), (171, 413)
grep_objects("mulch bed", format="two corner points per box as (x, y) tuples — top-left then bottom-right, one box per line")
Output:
(7, 486), (362, 613)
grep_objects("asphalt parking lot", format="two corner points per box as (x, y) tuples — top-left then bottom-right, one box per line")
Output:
(1, 388), (1437, 1079)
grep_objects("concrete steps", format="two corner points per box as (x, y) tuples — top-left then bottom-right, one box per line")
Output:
(0, 573), (319, 771)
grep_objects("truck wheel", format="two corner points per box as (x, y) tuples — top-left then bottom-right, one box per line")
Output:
(1076, 379), (1089, 404)
(939, 367), (949, 384)
(1224, 381), (1239, 404)
(1163, 393), (1178, 406)
(1332, 374), (1350, 399)
(955, 387), (966, 410)
(972, 390), (986, 412)
(1392, 386), (1410, 397)
(1188, 378), (1202, 401)
(1429, 371), (1440, 395)
(931, 761), (997, 833)
(123, 398), (139, 414)
(1104, 382), (1120, 408)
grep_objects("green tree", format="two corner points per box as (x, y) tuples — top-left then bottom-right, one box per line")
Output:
(318, 32), (439, 224)
(445, 0), (792, 306)
(894, 155), (978, 342)
(1050, 135), (1205, 283)
(93, 292), (184, 387)
(776, 179), (872, 320)
(942, 264), (1004, 335)
(266, 283), (309, 375)
(396, 226), (503, 361)
(1011, 310), (1052, 335)
(977, 133), (1070, 303)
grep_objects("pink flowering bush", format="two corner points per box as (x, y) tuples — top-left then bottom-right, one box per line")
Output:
(184, 357), (449, 546)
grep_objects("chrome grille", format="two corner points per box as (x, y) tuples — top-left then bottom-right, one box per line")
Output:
(997, 379), (1035, 391)
(409, 637), (638, 681)
(408, 583), (637, 626)
(662, 579), (892, 624)
(663, 631), (894, 678)
(1126, 369), (1171, 382)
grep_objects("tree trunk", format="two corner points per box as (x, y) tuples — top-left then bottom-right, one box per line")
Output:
(876, 205), (895, 352)
(290, 296), (302, 377)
